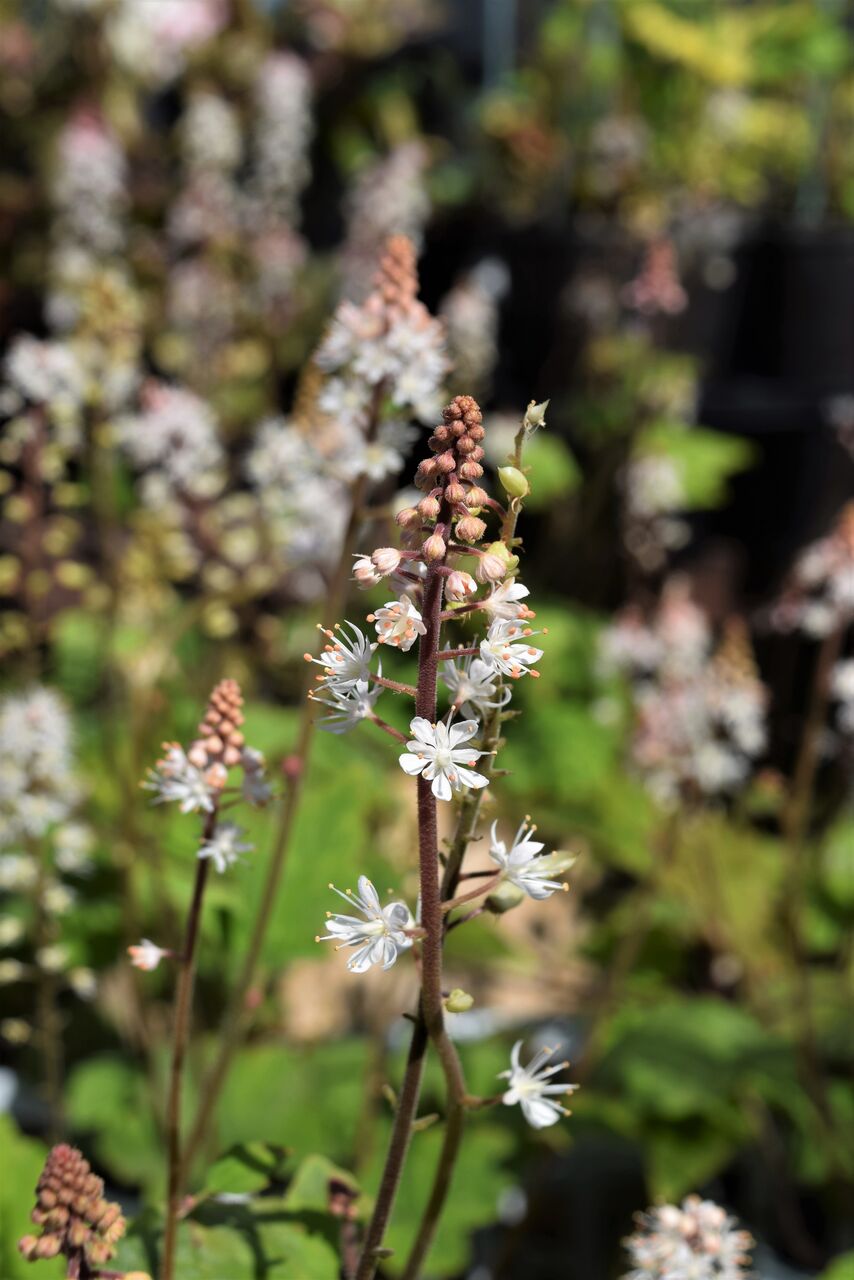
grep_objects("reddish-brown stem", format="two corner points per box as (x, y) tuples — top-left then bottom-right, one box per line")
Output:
(437, 647), (479, 662)
(369, 715), (408, 744)
(441, 873), (502, 914)
(370, 674), (418, 697)
(161, 805), (217, 1280)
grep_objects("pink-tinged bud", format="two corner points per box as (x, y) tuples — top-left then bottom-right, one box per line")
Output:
(18, 1236), (38, 1260)
(449, 419), (466, 437)
(415, 460), (438, 490)
(466, 485), (489, 507)
(436, 451), (457, 474)
(396, 506), (421, 529)
(423, 533), (447, 561)
(470, 445), (485, 462)
(34, 1235), (61, 1260)
(371, 547), (402, 575)
(430, 425), (451, 446)
(68, 1220), (90, 1248)
(353, 555), (382, 587)
(446, 570), (477, 601)
(456, 434), (476, 454)
(417, 496), (441, 519)
(476, 552), (507, 583)
(456, 515), (487, 543)
(459, 460), (484, 480)
(445, 481), (466, 505)
(467, 424), (485, 442)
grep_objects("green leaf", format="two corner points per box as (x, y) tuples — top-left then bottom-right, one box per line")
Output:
(820, 1253), (854, 1280)
(0, 1116), (61, 1280)
(66, 1055), (164, 1194)
(820, 819), (854, 909)
(640, 422), (754, 510)
(282, 1153), (362, 1216)
(519, 433), (581, 509)
(204, 1144), (290, 1197)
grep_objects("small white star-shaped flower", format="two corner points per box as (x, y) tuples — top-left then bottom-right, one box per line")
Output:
(305, 621), (376, 692)
(482, 579), (534, 622)
(398, 717), (489, 801)
(479, 619), (544, 679)
(127, 939), (169, 972)
(311, 677), (382, 734)
(143, 743), (220, 813)
(499, 1040), (578, 1129)
(489, 818), (574, 899)
(198, 822), (253, 874)
(370, 595), (427, 652)
(318, 875), (415, 973)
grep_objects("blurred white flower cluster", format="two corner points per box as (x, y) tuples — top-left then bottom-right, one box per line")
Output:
(0, 687), (80, 848)
(772, 503), (854, 638)
(622, 453), (690, 572)
(340, 142), (431, 301)
(601, 580), (768, 804)
(623, 1195), (753, 1280)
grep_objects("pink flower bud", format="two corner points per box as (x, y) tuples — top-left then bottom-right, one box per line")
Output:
(423, 533), (447, 561)
(456, 434), (476, 454)
(417, 496), (441, 519)
(459, 461), (484, 481)
(476, 552), (506, 583)
(395, 507), (421, 529)
(371, 547), (402, 575)
(353, 555), (383, 586)
(445, 481), (466, 505)
(466, 485), (489, 507)
(456, 515), (487, 543)
(436, 451), (457, 474)
(446, 570), (477, 601)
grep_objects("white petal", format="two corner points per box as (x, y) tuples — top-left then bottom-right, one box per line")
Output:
(455, 766), (489, 791)
(399, 753), (425, 776)
(356, 876), (381, 913)
(520, 1096), (563, 1128)
(431, 771), (453, 802)
(448, 719), (479, 746)
(409, 717), (435, 744)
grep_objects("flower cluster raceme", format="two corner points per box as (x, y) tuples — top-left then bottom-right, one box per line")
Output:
(307, 393), (575, 1133)
(622, 453), (690, 573)
(340, 142), (431, 302)
(601, 583), (768, 803)
(0, 687), (79, 848)
(772, 502), (854, 637)
(18, 1144), (126, 1269)
(134, 680), (270, 969)
(622, 1195), (754, 1280)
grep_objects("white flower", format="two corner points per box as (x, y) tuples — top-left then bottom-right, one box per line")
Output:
(353, 555), (382, 588)
(623, 1194), (754, 1280)
(499, 1040), (577, 1129)
(832, 659), (854, 704)
(370, 596), (427, 652)
(318, 875), (415, 973)
(311, 678), (382, 734)
(441, 657), (511, 719)
(479, 619), (544, 679)
(482, 579), (534, 622)
(399, 717), (489, 802)
(198, 822), (253, 874)
(305, 622), (376, 692)
(143, 744), (219, 814)
(127, 939), (168, 972)
(489, 819), (573, 900)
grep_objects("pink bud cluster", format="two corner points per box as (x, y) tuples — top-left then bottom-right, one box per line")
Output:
(19, 1144), (126, 1268)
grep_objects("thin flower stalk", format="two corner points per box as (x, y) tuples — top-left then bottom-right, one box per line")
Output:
(181, 235), (446, 1175)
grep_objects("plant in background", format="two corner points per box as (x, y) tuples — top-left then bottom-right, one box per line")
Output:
(622, 1195), (753, 1280)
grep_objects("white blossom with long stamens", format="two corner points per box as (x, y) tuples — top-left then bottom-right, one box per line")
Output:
(370, 595), (427, 652)
(398, 717), (489, 801)
(127, 939), (168, 972)
(311, 678), (382, 734)
(482, 579), (534, 622)
(318, 875), (415, 973)
(489, 819), (573, 900)
(305, 622), (376, 692)
(623, 1194), (754, 1280)
(479, 619), (544, 679)
(441, 656), (511, 719)
(499, 1040), (578, 1129)
(143, 744), (219, 814)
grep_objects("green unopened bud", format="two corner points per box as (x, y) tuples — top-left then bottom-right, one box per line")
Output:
(524, 399), (549, 432)
(498, 466), (530, 499)
(444, 988), (475, 1013)
(486, 881), (526, 914)
(484, 541), (519, 574)
(411, 1112), (440, 1132)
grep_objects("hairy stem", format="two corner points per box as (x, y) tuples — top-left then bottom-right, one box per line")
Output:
(161, 806), (217, 1280)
